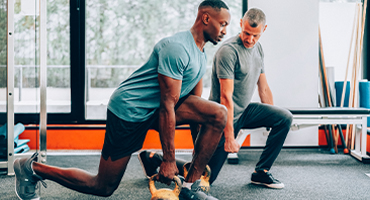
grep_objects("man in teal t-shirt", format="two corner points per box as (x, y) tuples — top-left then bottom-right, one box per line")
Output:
(108, 30), (207, 122)
(13, 1), (230, 200)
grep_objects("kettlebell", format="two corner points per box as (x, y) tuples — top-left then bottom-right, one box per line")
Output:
(183, 162), (211, 194)
(149, 174), (182, 200)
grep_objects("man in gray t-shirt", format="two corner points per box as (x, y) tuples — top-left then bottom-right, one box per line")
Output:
(206, 8), (293, 189)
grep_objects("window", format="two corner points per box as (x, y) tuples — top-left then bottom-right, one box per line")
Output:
(85, 0), (242, 120)
(7, 0), (71, 114)
(3, 1), (245, 124)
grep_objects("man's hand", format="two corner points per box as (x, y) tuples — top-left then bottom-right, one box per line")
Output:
(224, 138), (240, 153)
(157, 161), (179, 185)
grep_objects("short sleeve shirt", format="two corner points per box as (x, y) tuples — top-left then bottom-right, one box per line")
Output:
(108, 31), (207, 122)
(209, 35), (264, 122)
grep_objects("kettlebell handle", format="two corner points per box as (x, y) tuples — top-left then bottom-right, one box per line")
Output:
(149, 174), (182, 196)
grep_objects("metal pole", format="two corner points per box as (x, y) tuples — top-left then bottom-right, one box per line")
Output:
(86, 67), (90, 102)
(19, 66), (22, 101)
(7, 0), (15, 175)
(363, 0), (369, 80)
(39, 0), (47, 163)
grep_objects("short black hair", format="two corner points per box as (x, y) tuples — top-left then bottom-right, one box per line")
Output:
(198, 0), (229, 11)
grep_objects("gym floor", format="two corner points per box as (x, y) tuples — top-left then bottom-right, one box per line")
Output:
(1, 148), (370, 200)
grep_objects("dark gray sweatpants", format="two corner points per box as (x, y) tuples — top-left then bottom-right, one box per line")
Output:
(207, 102), (293, 184)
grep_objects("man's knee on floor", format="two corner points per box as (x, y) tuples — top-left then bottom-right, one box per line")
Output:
(93, 182), (120, 197)
(95, 186), (117, 197)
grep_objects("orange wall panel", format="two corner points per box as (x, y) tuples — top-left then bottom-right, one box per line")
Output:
(19, 130), (38, 150)
(20, 129), (105, 150)
(142, 130), (162, 149)
(19, 127), (252, 150)
(46, 129), (105, 150)
(368, 134), (370, 154)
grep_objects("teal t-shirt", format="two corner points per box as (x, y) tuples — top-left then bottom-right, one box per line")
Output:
(108, 31), (207, 122)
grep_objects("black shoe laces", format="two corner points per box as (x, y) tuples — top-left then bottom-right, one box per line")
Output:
(265, 171), (280, 183)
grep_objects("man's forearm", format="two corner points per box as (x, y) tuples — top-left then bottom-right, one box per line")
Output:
(158, 107), (176, 162)
(257, 74), (274, 105)
(260, 89), (273, 105)
(223, 110), (234, 140)
(220, 96), (234, 140)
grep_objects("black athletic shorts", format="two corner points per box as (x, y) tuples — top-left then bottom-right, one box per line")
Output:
(101, 94), (190, 161)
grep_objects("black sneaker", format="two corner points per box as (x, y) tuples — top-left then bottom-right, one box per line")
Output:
(14, 152), (47, 200)
(137, 150), (159, 178)
(183, 162), (211, 194)
(179, 176), (218, 200)
(251, 171), (284, 189)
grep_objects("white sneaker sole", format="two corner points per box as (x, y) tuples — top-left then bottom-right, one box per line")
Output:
(15, 179), (40, 200)
(251, 180), (284, 189)
(14, 159), (40, 200)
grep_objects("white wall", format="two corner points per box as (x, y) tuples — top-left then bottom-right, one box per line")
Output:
(319, 2), (358, 82)
(248, 0), (319, 146)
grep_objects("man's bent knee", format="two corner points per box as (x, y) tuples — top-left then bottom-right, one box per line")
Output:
(277, 109), (293, 130)
(210, 104), (228, 130)
(283, 110), (293, 126)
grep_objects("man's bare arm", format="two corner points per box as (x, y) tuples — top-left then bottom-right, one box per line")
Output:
(157, 74), (182, 184)
(257, 73), (273, 105)
(219, 78), (240, 153)
(190, 78), (203, 97)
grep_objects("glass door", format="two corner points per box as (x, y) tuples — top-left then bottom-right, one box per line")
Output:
(0, 0), (49, 175)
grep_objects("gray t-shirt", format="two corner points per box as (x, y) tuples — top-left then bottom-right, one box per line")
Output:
(209, 35), (264, 123)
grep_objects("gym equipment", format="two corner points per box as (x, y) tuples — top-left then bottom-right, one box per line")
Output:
(227, 128), (267, 164)
(227, 107), (370, 164)
(0, 123), (26, 146)
(183, 162), (211, 194)
(319, 27), (342, 154)
(149, 174), (182, 200)
(0, 123), (29, 157)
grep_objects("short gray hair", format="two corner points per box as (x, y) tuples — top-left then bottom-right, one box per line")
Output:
(242, 8), (266, 27)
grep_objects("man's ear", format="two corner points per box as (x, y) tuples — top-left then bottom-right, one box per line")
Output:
(263, 25), (267, 32)
(202, 13), (210, 25)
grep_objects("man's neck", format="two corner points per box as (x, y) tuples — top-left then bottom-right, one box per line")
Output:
(190, 27), (206, 52)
